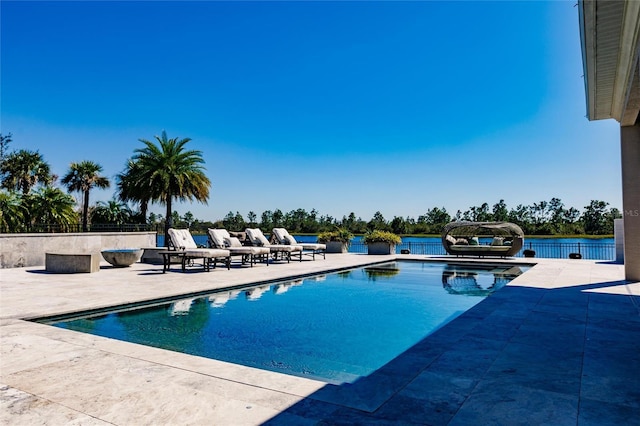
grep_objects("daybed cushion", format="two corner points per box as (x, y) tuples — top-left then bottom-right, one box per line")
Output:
(445, 235), (457, 245)
(450, 245), (510, 253)
(468, 237), (480, 246)
(491, 237), (504, 246)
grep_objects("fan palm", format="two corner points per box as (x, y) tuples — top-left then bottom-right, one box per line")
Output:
(26, 186), (78, 232)
(61, 161), (110, 231)
(0, 149), (54, 195)
(132, 131), (210, 246)
(116, 159), (149, 223)
(92, 199), (133, 225)
(0, 190), (25, 232)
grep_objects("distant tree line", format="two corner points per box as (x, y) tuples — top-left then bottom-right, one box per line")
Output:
(0, 132), (621, 236)
(156, 197), (621, 236)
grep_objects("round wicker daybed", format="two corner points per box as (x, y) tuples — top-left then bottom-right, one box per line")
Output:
(441, 221), (524, 257)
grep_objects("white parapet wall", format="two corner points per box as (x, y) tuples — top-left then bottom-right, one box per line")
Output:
(0, 232), (157, 268)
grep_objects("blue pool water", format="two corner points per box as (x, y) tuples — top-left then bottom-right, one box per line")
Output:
(49, 261), (528, 384)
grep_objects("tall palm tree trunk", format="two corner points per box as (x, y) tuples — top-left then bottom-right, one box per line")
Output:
(140, 200), (148, 224)
(83, 190), (90, 232)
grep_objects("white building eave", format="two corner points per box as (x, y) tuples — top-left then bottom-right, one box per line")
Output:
(579, 0), (640, 125)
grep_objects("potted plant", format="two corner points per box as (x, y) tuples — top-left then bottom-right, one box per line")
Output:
(362, 230), (402, 255)
(318, 228), (354, 253)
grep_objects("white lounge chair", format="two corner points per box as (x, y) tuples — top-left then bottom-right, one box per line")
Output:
(167, 228), (231, 271)
(271, 228), (326, 260)
(245, 228), (303, 262)
(207, 228), (270, 267)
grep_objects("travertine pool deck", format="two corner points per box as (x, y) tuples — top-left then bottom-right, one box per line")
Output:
(1, 254), (638, 425)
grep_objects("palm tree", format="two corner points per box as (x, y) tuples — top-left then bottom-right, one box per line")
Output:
(116, 159), (150, 223)
(61, 161), (110, 232)
(0, 149), (54, 195)
(0, 190), (25, 232)
(26, 186), (78, 232)
(91, 199), (133, 225)
(132, 131), (211, 246)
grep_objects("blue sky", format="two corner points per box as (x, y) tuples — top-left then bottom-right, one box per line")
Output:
(1, 1), (622, 222)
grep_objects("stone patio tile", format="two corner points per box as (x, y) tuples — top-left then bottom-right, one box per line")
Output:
(424, 344), (501, 380)
(262, 397), (340, 425)
(373, 369), (477, 424)
(582, 353), (640, 384)
(577, 397), (639, 426)
(525, 309), (588, 325)
(586, 316), (640, 332)
(586, 294), (640, 315)
(2, 350), (283, 425)
(450, 335), (509, 352)
(372, 392), (460, 425)
(449, 381), (578, 426)
(464, 318), (522, 342)
(317, 406), (417, 426)
(310, 367), (412, 412)
(580, 372), (640, 408)
(509, 323), (586, 351)
(485, 342), (582, 395)
(539, 290), (590, 307)
(0, 385), (111, 425)
(585, 325), (640, 347)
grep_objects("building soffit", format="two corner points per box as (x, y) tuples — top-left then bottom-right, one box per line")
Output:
(580, 0), (640, 125)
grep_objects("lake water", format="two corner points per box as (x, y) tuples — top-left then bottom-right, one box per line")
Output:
(157, 235), (615, 260)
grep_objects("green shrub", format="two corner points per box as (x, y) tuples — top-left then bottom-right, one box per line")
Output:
(317, 227), (354, 244)
(362, 229), (402, 245)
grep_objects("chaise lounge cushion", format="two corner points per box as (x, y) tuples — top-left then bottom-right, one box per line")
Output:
(246, 228), (273, 247)
(168, 228), (231, 259)
(272, 227), (326, 250)
(224, 237), (242, 247)
(183, 248), (230, 258)
(208, 228), (270, 256)
(168, 228), (200, 249)
(285, 234), (297, 244)
(208, 229), (229, 249)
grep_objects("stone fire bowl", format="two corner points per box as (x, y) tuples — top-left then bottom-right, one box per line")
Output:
(101, 249), (143, 267)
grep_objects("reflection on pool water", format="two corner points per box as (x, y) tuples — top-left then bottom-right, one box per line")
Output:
(47, 261), (529, 384)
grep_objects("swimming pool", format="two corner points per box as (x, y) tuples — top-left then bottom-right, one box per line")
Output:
(46, 261), (528, 384)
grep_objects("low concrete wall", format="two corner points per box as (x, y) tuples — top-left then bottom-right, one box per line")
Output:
(0, 232), (157, 268)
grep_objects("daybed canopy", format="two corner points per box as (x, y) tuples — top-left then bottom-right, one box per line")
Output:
(441, 221), (524, 257)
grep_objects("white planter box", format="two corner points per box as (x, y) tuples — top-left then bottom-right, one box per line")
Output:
(326, 241), (349, 253)
(367, 242), (396, 255)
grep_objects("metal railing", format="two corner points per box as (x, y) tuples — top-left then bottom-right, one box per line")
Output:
(348, 241), (615, 260)
(519, 241), (615, 261)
